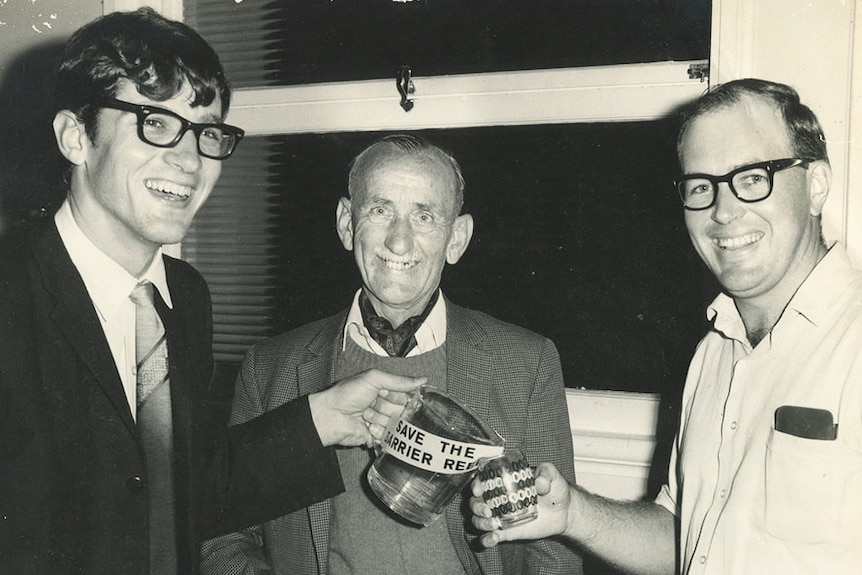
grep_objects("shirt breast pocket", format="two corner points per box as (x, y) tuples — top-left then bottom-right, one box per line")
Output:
(764, 427), (862, 543)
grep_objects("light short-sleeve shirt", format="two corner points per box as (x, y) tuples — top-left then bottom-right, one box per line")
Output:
(655, 245), (862, 575)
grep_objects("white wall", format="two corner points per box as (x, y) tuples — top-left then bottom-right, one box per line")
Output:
(0, 0), (100, 76)
(711, 0), (862, 265)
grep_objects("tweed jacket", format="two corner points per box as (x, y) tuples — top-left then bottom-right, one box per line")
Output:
(0, 220), (343, 575)
(202, 299), (584, 575)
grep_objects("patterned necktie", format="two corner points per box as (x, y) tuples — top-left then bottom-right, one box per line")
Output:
(130, 282), (169, 404)
(129, 281), (177, 575)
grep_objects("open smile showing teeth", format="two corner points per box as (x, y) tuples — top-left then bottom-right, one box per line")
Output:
(714, 232), (764, 250)
(379, 255), (419, 270)
(145, 178), (193, 200)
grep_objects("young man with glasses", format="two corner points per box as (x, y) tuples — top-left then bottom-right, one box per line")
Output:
(0, 8), (421, 575)
(469, 78), (862, 575)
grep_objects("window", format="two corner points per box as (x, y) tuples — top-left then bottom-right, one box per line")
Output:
(182, 0), (714, 395)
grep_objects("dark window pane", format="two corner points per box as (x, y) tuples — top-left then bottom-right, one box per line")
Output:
(185, 0), (711, 88)
(187, 123), (717, 394)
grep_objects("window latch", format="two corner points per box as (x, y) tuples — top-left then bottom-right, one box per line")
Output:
(687, 62), (709, 82)
(397, 65), (415, 112)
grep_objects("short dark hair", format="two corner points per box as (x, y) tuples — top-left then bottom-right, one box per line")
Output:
(348, 134), (466, 217)
(676, 78), (829, 164)
(54, 7), (230, 142)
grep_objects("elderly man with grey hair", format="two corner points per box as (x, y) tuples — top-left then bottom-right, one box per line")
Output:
(202, 134), (582, 575)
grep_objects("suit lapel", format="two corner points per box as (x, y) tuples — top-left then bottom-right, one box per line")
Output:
(31, 223), (136, 435)
(444, 301), (494, 424)
(296, 311), (347, 396)
(297, 311), (347, 574)
(443, 301), (502, 575)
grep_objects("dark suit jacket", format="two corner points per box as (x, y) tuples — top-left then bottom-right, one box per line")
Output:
(203, 301), (583, 575)
(0, 220), (345, 575)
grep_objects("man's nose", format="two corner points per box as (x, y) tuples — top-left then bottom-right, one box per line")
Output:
(711, 182), (744, 224)
(385, 216), (414, 254)
(164, 129), (203, 172)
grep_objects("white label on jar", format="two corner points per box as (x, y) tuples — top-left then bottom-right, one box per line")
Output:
(380, 417), (505, 474)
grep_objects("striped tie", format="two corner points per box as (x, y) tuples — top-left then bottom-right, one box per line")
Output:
(131, 281), (169, 404)
(129, 281), (177, 575)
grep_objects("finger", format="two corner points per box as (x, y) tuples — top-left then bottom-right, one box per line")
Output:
(470, 479), (484, 497)
(377, 389), (412, 406)
(372, 397), (409, 419)
(363, 407), (390, 429)
(367, 422), (386, 441)
(469, 496), (493, 518)
(369, 371), (427, 392)
(479, 531), (499, 547)
(471, 515), (497, 531)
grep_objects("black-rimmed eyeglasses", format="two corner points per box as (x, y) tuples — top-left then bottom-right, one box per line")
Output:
(98, 98), (245, 160)
(676, 158), (813, 211)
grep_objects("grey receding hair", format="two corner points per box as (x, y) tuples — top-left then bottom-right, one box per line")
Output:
(347, 134), (466, 217)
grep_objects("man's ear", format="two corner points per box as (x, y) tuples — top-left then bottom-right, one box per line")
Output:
(336, 197), (354, 251)
(52, 110), (88, 166)
(807, 160), (832, 217)
(446, 213), (474, 265)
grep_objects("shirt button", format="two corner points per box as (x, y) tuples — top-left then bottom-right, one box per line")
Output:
(729, 421), (738, 430)
(699, 555), (707, 565)
(127, 476), (145, 492)
(719, 489), (727, 498)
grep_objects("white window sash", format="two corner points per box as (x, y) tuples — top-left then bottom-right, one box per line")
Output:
(229, 61), (709, 136)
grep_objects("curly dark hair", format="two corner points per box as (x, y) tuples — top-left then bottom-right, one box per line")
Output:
(54, 7), (229, 143)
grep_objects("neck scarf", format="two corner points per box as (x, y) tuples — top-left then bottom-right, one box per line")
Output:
(359, 289), (440, 357)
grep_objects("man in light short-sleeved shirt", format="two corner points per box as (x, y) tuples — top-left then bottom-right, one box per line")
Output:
(469, 78), (862, 575)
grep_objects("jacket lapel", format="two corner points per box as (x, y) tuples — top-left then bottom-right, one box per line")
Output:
(296, 311), (347, 397)
(297, 311), (347, 574)
(443, 301), (503, 575)
(31, 222), (137, 435)
(444, 300), (494, 424)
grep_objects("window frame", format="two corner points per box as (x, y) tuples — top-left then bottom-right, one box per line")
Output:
(228, 62), (709, 135)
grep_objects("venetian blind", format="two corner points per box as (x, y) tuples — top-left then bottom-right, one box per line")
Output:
(182, 137), (279, 364)
(183, 0), (282, 88)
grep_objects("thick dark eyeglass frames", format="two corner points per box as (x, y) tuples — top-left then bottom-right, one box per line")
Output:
(98, 98), (245, 160)
(676, 158), (813, 211)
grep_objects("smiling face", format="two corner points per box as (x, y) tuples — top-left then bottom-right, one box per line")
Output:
(56, 80), (223, 276)
(680, 95), (830, 310)
(336, 148), (473, 327)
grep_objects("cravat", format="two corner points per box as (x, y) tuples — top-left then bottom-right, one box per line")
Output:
(129, 281), (177, 575)
(359, 289), (439, 357)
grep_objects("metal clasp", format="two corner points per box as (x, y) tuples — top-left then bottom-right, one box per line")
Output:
(397, 65), (415, 112)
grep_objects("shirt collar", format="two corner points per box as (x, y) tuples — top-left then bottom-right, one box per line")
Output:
(706, 243), (854, 344)
(785, 243), (856, 326)
(55, 199), (173, 321)
(343, 288), (447, 355)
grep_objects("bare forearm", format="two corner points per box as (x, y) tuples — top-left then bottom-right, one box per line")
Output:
(568, 486), (676, 575)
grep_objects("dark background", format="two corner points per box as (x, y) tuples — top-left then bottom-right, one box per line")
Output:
(262, 124), (716, 396)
